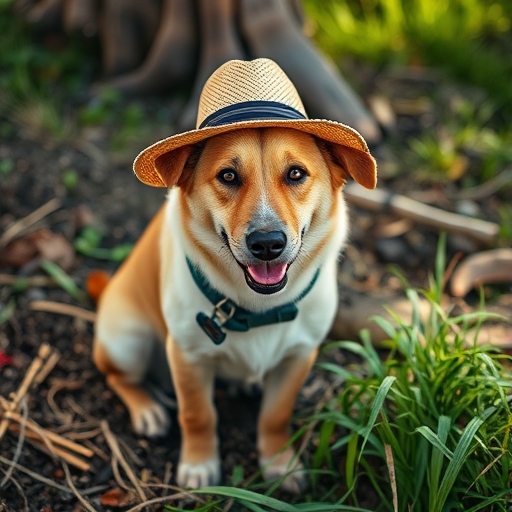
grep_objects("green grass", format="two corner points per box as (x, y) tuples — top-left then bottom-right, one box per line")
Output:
(313, 235), (512, 510)
(303, 0), (512, 112)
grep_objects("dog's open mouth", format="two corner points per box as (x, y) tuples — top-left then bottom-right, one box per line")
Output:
(243, 262), (288, 295)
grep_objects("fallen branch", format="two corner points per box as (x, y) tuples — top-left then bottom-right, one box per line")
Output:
(345, 183), (499, 246)
(30, 300), (97, 323)
(450, 249), (512, 297)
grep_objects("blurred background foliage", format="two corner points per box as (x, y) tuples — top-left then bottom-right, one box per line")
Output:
(304, 0), (512, 113)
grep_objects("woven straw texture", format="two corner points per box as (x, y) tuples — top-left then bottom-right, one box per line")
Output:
(134, 58), (373, 187)
(197, 58), (306, 126)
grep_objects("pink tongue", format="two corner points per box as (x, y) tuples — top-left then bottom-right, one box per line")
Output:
(247, 263), (287, 285)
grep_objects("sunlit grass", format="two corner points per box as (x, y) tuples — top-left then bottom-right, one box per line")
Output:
(304, 0), (512, 112)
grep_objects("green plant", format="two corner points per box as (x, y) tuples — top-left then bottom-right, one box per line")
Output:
(0, 159), (14, 176)
(61, 168), (79, 191)
(74, 226), (133, 262)
(304, 0), (512, 112)
(0, 2), (87, 140)
(314, 235), (512, 510)
(39, 260), (86, 300)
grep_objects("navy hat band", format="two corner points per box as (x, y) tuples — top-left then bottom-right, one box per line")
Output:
(199, 100), (306, 129)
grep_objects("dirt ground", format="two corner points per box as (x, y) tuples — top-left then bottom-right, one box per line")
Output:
(1, 54), (511, 511)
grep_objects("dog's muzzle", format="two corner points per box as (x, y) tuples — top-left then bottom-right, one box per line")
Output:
(243, 230), (288, 294)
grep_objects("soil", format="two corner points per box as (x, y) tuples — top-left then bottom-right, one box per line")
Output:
(1, 52), (511, 511)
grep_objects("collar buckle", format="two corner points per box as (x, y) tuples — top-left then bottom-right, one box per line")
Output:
(212, 297), (236, 326)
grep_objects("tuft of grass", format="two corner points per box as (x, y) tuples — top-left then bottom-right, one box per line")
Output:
(315, 234), (512, 510)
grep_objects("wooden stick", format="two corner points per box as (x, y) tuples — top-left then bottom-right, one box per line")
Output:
(0, 343), (52, 441)
(34, 351), (61, 385)
(5, 413), (94, 458)
(0, 275), (57, 287)
(0, 198), (61, 249)
(30, 300), (97, 323)
(24, 437), (92, 472)
(344, 183), (499, 246)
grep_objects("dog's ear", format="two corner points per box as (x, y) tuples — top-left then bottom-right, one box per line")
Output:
(319, 140), (377, 190)
(154, 145), (194, 188)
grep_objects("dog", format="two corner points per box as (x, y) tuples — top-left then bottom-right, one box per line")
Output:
(93, 58), (377, 493)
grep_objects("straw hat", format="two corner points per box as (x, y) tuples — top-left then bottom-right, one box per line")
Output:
(134, 58), (375, 187)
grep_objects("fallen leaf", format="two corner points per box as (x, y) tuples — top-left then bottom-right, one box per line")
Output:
(34, 231), (76, 271)
(0, 234), (39, 268)
(0, 229), (75, 271)
(86, 270), (110, 302)
(100, 488), (135, 507)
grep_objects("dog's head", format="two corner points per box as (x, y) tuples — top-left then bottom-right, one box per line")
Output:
(155, 128), (376, 298)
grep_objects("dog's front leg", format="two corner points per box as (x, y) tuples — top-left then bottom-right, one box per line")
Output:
(258, 348), (318, 493)
(166, 336), (220, 488)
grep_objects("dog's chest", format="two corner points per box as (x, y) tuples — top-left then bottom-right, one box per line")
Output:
(162, 264), (338, 380)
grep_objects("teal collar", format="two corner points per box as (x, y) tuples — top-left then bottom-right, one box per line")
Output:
(186, 258), (319, 345)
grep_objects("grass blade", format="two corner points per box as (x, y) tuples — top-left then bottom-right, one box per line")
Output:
(434, 414), (486, 512)
(39, 260), (85, 300)
(428, 416), (451, 506)
(359, 376), (396, 458)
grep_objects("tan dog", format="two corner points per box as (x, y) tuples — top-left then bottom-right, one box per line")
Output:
(93, 59), (376, 492)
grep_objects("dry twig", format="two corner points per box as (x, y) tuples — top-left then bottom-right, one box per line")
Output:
(0, 343), (52, 441)
(24, 437), (92, 472)
(0, 274), (57, 287)
(4, 412), (94, 459)
(0, 399), (28, 490)
(0, 198), (61, 249)
(0, 467), (29, 511)
(62, 461), (96, 512)
(101, 420), (148, 503)
(30, 300), (97, 322)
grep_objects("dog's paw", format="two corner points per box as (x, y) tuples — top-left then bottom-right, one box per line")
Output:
(131, 402), (170, 438)
(260, 449), (306, 494)
(177, 457), (221, 489)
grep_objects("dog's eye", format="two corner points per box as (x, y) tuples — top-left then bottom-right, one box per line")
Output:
(217, 169), (240, 185)
(286, 167), (307, 183)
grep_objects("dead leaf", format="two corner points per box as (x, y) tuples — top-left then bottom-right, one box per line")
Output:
(0, 229), (75, 270)
(100, 488), (136, 507)
(0, 234), (39, 268)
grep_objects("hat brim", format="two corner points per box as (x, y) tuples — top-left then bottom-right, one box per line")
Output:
(133, 118), (371, 187)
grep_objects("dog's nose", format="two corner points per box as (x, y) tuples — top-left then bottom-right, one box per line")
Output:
(246, 230), (287, 261)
